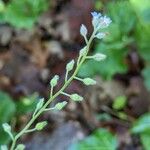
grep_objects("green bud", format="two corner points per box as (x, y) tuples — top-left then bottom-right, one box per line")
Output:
(95, 33), (106, 39)
(93, 53), (106, 61)
(15, 144), (25, 150)
(83, 78), (96, 85)
(2, 123), (11, 133)
(55, 101), (68, 110)
(35, 121), (47, 131)
(70, 94), (83, 101)
(66, 60), (75, 72)
(50, 75), (59, 87)
(1, 145), (8, 150)
(36, 98), (44, 110)
(2, 123), (14, 140)
(80, 24), (88, 37)
(79, 46), (87, 57)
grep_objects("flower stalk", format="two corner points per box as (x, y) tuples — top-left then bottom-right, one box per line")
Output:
(2, 11), (111, 150)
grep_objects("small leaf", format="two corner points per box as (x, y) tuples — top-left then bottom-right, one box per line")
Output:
(140, 132), (150, 150)
(0, 91), (16, 144)
(112, 96), (127, 110)
(142, 67), (150, 91)
(0, 1), (5, 12)
(80, 24), (88, 37)
(69, 128), (118, 150)
(131, 113), (150, 133)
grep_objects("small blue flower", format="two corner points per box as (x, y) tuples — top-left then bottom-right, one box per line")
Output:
(91, 11), (101, 18)
(91, 11), (112, 30)
(101, 16), (112, 27)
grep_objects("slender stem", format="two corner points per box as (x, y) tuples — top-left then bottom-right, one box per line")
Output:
(61, 91), (70, 97)
(10, 29), (96, 150)
(84, 36), (88, 44)
(8, 133), (14, 141)
(50, 86), (53, 98)
(65, 70), (68, 82)
(44, 107), (55, 112)
(74, 76), (83, 82)
(85, 56), (93, 59)
(24, 128), (36, 133)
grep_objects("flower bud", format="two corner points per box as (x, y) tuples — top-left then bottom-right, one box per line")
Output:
(91, 12), (101, 29)
(80, 24), (87, 37)
(79, 46), (87, 57)
(70, 94), (83, 101)
(95, 33), (106, 39)
(2, 123), (11, 133)
(54, 101), (67, 110)
(50, 75), (59, 87)
(35, 121), (47, 131)
(66, 60), (75, 72)
(1, 145), (8, 150)
(93, 53), (106, 61)
(15, 144), (25, 150)
(83, 78), (96, 85)
(36, 98), (44, 111)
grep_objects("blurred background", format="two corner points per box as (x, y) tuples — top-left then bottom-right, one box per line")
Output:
(0, 0), (150, 149)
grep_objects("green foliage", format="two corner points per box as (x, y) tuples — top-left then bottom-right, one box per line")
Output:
(0, 0), (49, 28)
(112, 96), (127, 110)
(0, 91), (16, 145)
(142, 67), (150, 91)
(131, 113), (150, 133)
(69, 128), (118, 150)
(140, 132), (150, 150)
(16, 93), (39, 115)
(79, 0), (150, 90)
(131, 113), (150, 150)
(130, 0), (150, 24)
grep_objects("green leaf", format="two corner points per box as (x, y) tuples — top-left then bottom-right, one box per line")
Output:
(78, 60), (95, 78)
(16, 93), (39, 115)
(0, 91), (16, 123)
(131, 113), (150, 134)
(140, 132), (150, 150)
(130, 0), (150, 24)
(107, 1), (136, 34)
(0, 91), (16, 144)
(131, 113), (150, 150)
(112, 96), (127, 110)
(142, 67), (150, 91)
(0, 0), (49, 28)
(69, 128), (118, 150)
